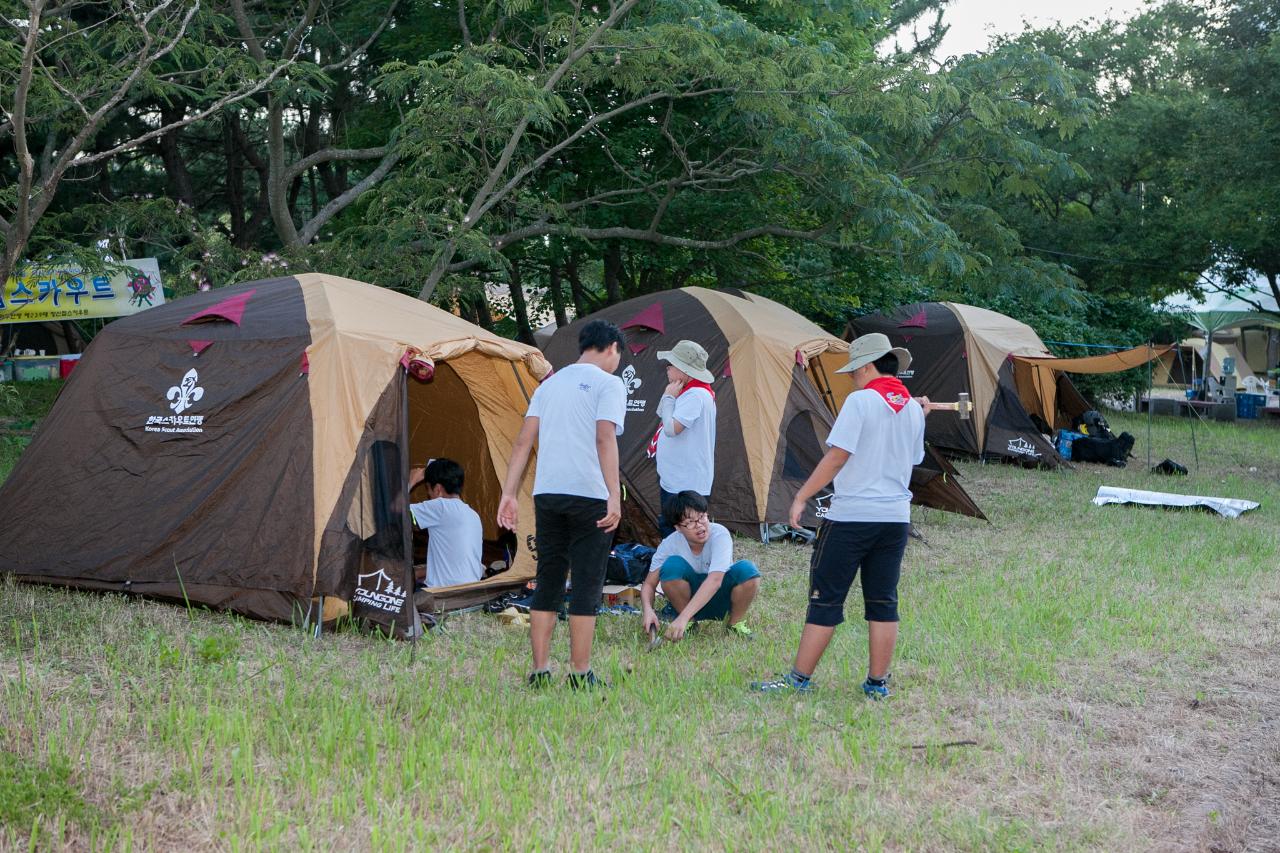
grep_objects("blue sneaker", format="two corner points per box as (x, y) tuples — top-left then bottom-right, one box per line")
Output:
(862, 674), (891, 700)
(750, 671), (813, 694)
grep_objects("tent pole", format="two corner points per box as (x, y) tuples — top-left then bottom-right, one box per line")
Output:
(1146, 342), (1153, 471)
(1176, 339), (1201, 471)
(810, 356), (838, 417)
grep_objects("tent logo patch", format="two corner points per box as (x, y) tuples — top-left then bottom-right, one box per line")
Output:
(167, 368), (204, 414)
(1006, 437), (1042, 459)
(144, 368), (206, 434)
(353, 568), (407, 614)
(621, 364), (646, 412)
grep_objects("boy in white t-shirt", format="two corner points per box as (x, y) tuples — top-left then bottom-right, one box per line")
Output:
(498, 319), (627, 690)
(640, 491), (759, 641)
(408, 458), (484, 589)
(751, 333), (925, 699)
(652, 340), (717, 537)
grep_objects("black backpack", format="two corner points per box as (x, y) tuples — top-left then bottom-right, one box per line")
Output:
(1073, 410), (1115, 441)
(605, 543), (655, 584)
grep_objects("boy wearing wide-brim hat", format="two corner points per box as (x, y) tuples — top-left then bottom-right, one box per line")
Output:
(650, 340), (718, 537)
(751, 333), (924, 699)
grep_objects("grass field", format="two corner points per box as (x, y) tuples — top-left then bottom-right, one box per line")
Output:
(2, 382), (1278, 851)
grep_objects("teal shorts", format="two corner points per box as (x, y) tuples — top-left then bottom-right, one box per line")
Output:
(658, 557), (760, 621)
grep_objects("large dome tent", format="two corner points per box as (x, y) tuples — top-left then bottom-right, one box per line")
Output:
(847, 302), (1169, 466)
(0, 274), (550, 634)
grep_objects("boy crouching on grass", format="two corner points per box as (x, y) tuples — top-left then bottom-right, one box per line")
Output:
(640, 491), (760, 641)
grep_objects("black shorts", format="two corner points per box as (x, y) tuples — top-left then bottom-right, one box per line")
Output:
(530, 494), (613, 617)
(805, 520), (909, 626)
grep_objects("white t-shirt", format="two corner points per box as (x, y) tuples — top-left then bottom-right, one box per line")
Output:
(824, 389), (925, 523)
(656, 388), (716, 495)
(409, 497), (484, 588)
(525, 362), (627, 499)
(648, 522), (733, 575)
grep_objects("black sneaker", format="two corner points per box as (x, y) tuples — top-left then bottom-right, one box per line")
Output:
(527, 670), (553, 689)
(567, 670), (609, 690)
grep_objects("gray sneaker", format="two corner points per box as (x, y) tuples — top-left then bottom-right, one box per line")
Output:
(749, 671), (813, 693)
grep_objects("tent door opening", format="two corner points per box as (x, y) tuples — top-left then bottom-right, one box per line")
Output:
(406, 359), (516, 589)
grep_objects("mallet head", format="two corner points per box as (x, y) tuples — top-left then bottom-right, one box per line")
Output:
(957, 392), (973, 420)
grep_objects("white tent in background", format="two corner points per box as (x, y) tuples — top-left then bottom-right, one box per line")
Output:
(1162, 272), (1280, 339)
(1162, 272), (1280, 380)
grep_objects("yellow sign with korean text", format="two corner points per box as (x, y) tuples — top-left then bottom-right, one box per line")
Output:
(1, 258), (165, 323)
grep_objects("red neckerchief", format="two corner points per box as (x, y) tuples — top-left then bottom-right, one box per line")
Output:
(864, 376), (911, 413)
(647, 380), (715, 458)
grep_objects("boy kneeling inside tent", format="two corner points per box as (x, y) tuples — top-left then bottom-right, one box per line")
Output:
(408, 458), (484, 589)
(640, 491), (760, 640)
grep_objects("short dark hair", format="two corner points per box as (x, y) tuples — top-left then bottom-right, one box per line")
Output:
(578, 319), (625, 355)
(664, 490), (708, 529)
(424, 458), (464, 495)
(872, 352), (899, 376)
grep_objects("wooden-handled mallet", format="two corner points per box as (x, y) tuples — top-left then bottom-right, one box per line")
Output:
(929, 392), (973, 420)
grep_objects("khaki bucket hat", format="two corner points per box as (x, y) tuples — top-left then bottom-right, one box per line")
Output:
(656, 339), (715, 383)
(835, 332), (912, 374)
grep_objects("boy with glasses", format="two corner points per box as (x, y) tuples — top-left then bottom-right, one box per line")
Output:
(639, 491), (760, 640)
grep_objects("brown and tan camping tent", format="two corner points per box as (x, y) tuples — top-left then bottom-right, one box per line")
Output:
(0, 274), (549, 634)
(848, 302), (1168, 466)
(543, 287), (984, 539)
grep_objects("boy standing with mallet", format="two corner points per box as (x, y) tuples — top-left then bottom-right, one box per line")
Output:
(751, 333), (924, 698)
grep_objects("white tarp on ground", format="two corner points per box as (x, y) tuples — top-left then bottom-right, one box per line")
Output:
(1093, 486), (1260, 519)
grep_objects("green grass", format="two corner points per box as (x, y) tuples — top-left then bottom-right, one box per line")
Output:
(2, 388), (1278, 850)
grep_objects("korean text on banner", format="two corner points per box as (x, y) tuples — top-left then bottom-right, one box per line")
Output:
(1, 258), (165, 324)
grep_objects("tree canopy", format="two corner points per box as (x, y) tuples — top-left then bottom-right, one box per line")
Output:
(2, 0), (1276, 351)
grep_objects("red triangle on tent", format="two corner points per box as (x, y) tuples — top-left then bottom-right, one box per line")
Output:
(182, 289), (256, 326)
(300, 351), (309, 375)
(189, 340), (213, 355)
(620, 301), (665, 334)
(721, 358), (732, 378)
(628, 342), (648, 355)
(898, 309), (928, 329)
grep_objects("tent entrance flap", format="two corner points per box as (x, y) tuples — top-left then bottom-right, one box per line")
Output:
(405, 355), (536, 605)
(348, 436), (419, 637)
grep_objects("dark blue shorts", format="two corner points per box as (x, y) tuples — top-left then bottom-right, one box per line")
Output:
(658, 556), (759, 621)
(805, 520), (909, 626)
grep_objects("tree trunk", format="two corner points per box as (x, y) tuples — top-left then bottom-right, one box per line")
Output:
(157, 103), (197, 208)
(474, 290), (495, 330)
(224, 115), (247, 244)
(604, 242), (624, 305)
(566, 249), (588, 316)
(508, 260), (535, 344)
(548, 253), (568, 327)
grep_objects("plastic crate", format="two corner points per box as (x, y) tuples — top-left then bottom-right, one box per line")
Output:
(13, 356), (59, 381)
(1236, 393), (1266, 420)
